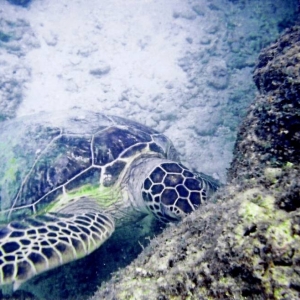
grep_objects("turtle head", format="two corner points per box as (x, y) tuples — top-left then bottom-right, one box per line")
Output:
(141, 162), (210, 223)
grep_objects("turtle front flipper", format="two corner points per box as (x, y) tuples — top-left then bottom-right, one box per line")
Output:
(0, 212), (114, 291)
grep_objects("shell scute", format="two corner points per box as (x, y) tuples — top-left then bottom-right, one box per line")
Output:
(93, 126), (151, 166)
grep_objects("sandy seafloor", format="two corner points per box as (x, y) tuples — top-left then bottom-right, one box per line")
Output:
(1, 0), (297, 184)
(0, 0), (299, 298)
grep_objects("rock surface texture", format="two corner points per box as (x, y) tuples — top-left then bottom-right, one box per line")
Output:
(91, 26), (300, 300)
(0, 16), (39, 121)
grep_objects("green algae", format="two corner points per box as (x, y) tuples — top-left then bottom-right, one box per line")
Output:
(264, 167), (282, 184)
(267, 219), (293, 245)
(47, 183), (121, 213)
(68, 183), (121, 207)
(5, 158), (18, 181)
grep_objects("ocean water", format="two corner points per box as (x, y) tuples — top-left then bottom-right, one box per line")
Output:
(0, 0), (298, 299)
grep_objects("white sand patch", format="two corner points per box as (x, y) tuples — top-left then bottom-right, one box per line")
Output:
(15, 0), (188, 116)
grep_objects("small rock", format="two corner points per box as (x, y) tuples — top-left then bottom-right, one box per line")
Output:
(7, 0), (31, 6)
(89, 62), (111, 77)
(206, 59), (229, 90)
(44, 31), (58, 47)
(192, 5), (205, 16)
(186, 37), (193, 44)
(172, 10), (197, 20)
(204, 24), (219, 34)
(200, 36), (211, 45)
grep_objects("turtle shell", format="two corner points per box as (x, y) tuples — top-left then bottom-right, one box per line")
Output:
(0, 109), (179, 224)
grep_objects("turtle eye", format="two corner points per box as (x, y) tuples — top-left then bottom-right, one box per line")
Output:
(141, 162), (207, 223)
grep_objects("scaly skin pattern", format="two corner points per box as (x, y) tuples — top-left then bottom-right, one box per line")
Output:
(0, 212), (114, 290)
(142, 162), (219, 222)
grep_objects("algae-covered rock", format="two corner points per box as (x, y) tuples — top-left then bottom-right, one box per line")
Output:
(230, 26), (300, 178)
(91, 26), (300, 300)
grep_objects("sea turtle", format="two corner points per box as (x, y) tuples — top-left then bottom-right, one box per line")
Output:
(0, 109), (219, 291)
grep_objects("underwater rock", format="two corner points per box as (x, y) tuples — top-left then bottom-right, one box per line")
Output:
(172, 10), (197, 20)
(89, 62), (111, 77)
(43, 31), (58, 47)
(230, 25), (300, 178)
(0, 18), (39, 56)
(191, 4), (205, 17)
(91, 26), (300, 300)
(7, 0), (31, 7)
(206, 58), (229, 90)
(0, 64), (31, 121)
